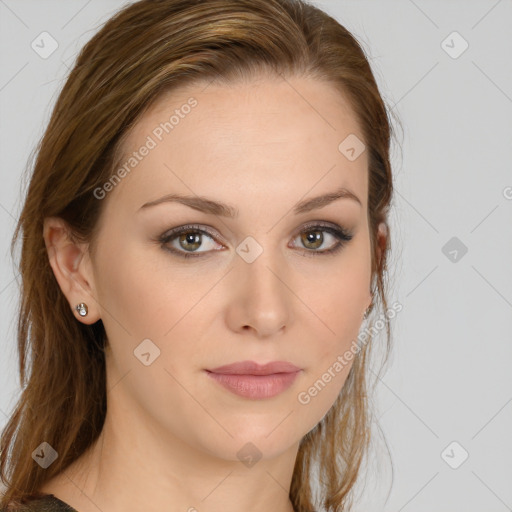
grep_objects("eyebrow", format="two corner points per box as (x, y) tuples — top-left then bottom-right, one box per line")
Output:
(138, 186), (362, 217)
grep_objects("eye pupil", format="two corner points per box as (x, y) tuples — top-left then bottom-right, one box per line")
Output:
(302, 230), (323, 249)
(179, 232), (201, 250)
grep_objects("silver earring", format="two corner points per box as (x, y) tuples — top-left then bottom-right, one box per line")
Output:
(75, 302), (88, 317)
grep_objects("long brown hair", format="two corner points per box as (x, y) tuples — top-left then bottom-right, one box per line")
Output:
(0, 0), (398, 510)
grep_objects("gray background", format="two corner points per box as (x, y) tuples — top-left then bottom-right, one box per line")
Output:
(1, 0), (511, 510)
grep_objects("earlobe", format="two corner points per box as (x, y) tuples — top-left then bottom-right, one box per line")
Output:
(43, 217), (100, 324)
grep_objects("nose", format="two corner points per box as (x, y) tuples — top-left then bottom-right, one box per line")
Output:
(224, 244), (293, 339)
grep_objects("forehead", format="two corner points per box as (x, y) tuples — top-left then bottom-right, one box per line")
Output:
(107, 75), (368, 214)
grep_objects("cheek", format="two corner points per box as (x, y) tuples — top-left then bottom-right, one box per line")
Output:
(299, 265), (370, 399)
(295, 281), (366, 425)
(309, 266), (370, 343)
(95, 256), (161, 335)
(94, 241), (217, 384)
(94, 237), (191, 338)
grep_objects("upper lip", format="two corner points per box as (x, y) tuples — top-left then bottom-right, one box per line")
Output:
(206, 360), (301, 375)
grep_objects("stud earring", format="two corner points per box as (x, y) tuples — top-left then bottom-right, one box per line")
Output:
(75, 302), (88, 317)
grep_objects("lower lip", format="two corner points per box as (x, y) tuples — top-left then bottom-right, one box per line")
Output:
(205, 370), (301, 399)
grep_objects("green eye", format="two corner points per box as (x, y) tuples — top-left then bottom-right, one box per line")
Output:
(159, 223), (353, 259)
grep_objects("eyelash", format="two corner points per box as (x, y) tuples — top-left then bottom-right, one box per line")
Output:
(158, 222), (354, 260)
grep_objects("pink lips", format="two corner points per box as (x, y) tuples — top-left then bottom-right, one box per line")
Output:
(205, 360), (302, 399)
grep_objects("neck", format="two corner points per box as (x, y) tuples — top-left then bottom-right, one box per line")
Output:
(42, 376), (300, 512)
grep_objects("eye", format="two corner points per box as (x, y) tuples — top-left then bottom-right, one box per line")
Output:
(158, 222), (353, 259)
(289, 222), (354, 257)
(159, 224), (222, 259)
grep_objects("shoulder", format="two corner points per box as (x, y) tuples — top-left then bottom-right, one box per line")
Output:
(1, 495), (77, 512)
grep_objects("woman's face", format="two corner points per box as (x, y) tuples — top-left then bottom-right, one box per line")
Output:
(81, 75), (375, 461)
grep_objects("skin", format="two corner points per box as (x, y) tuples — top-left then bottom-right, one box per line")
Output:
(41, 74), (387, 512)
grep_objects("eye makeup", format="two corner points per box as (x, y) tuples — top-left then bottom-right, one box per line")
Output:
(157, 221), (354, 260)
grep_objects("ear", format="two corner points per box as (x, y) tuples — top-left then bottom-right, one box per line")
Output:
(366, 221), (388, 312)
(43, 216), (101, 325)
(376, 222), (388, 268)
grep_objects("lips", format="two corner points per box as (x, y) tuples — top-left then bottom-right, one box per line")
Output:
(207, 360), (301, 376)
(205, 360), (302, 399)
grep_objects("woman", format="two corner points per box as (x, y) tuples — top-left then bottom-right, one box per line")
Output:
(0, 0), (398, 510)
